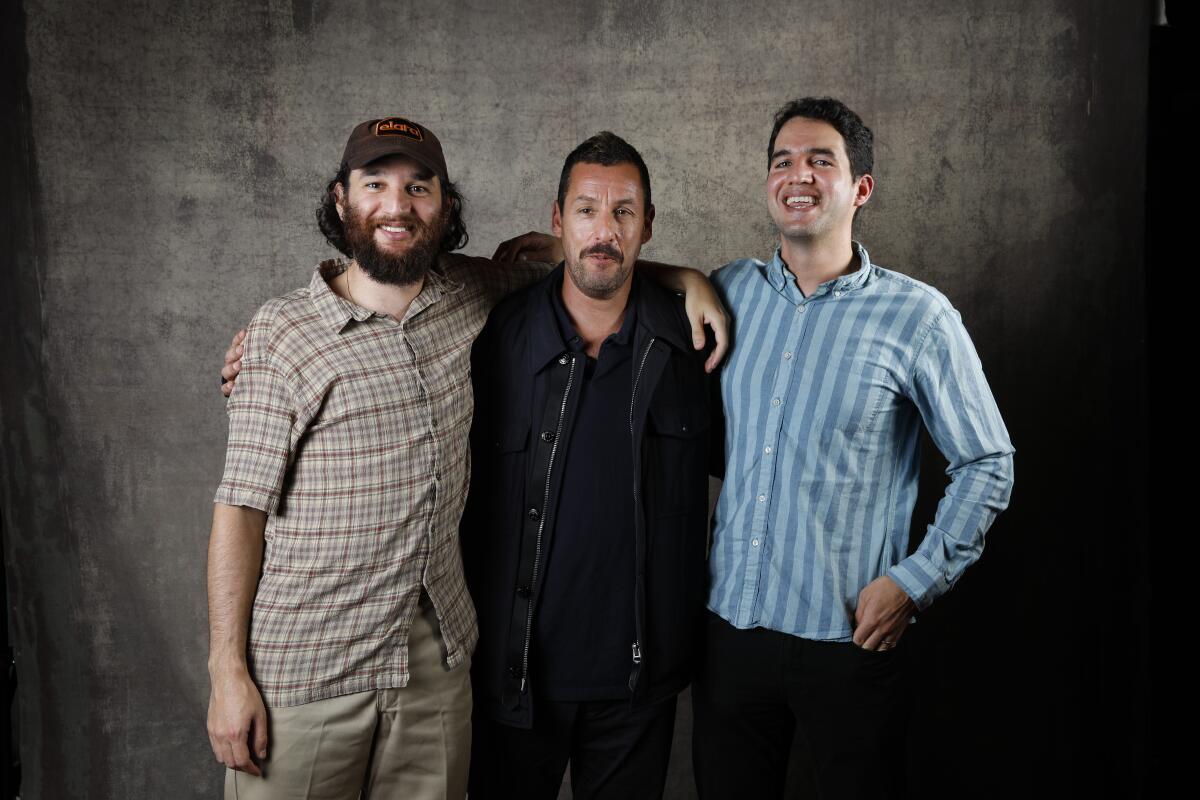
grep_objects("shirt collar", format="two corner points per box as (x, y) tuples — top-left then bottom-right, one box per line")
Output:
(767, 240), (874, 299)
(549, 270), (638, 354)
(311, 256), (463, 334)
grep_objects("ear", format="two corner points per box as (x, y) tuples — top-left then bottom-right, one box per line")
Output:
(334, 182), (348, 221)
(551, 201), (563, 238)
(853, 173), (874, 208)
(641, 203), (655, 245)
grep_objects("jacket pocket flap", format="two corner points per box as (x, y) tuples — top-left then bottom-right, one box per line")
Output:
(648, 403), (710, 438)
(490, 421), (529, 454)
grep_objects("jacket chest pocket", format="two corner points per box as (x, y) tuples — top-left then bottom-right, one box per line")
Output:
(644, 400), (711, 519)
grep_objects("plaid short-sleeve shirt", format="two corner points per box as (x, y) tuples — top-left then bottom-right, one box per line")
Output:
(214, 254), (535, 708)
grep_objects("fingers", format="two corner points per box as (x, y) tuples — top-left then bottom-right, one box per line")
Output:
(230, 328), (246, 349)
(209, 721), (262, 776)
(492, 232), (535, 263)
(252, 705), (269, 761)
(704, 311), (729, 373)
(689, 314), (705, 352)
(229, 736), (262, 777)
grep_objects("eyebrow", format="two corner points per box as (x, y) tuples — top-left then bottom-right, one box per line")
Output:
(572, 194), (639, 208)
(360, 165), (435, 181)
(771, 146), (838, 161)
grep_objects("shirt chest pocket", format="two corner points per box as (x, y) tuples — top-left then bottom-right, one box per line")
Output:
(816, 363), (901, 443)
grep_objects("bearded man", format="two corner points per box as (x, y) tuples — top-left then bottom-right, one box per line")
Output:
(206, 117), (725, 800)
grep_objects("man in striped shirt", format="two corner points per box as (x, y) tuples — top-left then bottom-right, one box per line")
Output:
(691, 98), (1015, 798)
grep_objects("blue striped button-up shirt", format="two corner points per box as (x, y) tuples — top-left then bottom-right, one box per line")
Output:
(708, 243), (1014, 640)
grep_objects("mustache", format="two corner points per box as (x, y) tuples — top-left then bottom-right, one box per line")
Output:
(580, 243), (622, 261)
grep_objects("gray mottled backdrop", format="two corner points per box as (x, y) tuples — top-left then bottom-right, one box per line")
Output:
(1, 0), (1149, 797)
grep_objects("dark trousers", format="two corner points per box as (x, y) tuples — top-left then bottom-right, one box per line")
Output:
(470, 694), (677, 800)
(692, 612), (908, 800)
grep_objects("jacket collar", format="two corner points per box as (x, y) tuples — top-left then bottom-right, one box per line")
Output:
(527, 264), (691, 372)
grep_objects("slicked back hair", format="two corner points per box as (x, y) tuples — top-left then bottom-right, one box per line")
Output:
(556, 131), (652, 214)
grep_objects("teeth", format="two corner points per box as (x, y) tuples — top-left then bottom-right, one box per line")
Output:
(786, 196), (816, 207)
(381, 225), (408, 233)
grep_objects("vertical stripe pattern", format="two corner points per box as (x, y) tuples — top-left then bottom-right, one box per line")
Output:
(708, 243), (1014, 640)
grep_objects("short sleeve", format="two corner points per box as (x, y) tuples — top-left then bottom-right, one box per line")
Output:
(213, 306), (297, 514)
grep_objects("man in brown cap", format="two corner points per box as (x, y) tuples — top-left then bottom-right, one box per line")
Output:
(206, 117), (726, 799)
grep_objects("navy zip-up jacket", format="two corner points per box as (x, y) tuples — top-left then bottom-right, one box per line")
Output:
(461, 264), (712, 729)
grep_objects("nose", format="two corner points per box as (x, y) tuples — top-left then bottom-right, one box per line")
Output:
(593, 212), (619, 243)
(789, 161), (814, 183)
(379, 186), (412, 216)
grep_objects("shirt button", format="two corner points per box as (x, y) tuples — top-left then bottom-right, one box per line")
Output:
(834, 290), (843, 298)
(797, 306), (806, 314)
(757, 494), (766, 503)
(764, 446), (772, 455)
(751, 538), (760, 547)
(771, 398), (781, 407)
(783, 351), (792, 360)
(516, 585), (531, 598)
(508, 665), (521, 678)
(527, 508), (540, 521)
(540, 430), (555, 442)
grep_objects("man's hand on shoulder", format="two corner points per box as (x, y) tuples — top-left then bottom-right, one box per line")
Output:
(492, 231), (564, 264)
(207, 665), (268, 776)
(221, 329), (246, 397)
(852, 575), (917, 651)
(677, 269), (729, 373)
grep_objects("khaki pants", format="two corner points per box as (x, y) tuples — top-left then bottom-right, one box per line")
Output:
(226, 600), (472, 800)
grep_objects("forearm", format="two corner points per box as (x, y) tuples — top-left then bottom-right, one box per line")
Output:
(207, 503), (267, 676)
(888, 451), (1015, 609)
(638, 260), (701, 293)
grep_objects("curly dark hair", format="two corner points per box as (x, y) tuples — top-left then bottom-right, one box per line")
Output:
(767, 97), (874, 179)
(316, 162), (469, 257)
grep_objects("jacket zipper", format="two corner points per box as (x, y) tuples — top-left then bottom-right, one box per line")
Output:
(520, 353), (577, 692)
(627, 337), (655, 674)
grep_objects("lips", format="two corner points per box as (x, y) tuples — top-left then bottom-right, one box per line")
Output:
(784, 194), (818, 209)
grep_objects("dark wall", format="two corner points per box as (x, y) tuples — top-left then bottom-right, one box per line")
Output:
(1, 1), (1149, 797)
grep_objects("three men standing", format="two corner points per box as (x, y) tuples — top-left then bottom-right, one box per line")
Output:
(209, 97), (1013, 799)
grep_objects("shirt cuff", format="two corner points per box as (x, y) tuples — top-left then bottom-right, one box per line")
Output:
(887, 553), (950, 612)
(213, 485), (278, 515)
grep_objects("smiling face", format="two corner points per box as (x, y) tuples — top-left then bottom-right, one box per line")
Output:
(766, 116), (873, 245)
(335, 154), (447, 286)
(552, 161), (654, 301)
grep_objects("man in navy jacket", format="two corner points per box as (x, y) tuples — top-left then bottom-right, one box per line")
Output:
(462, 132), (712, 799)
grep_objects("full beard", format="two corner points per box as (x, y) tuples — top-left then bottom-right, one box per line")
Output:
(342, 203), (447, 287)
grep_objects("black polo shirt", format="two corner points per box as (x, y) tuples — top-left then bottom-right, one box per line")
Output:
(533, 275), (639, 701)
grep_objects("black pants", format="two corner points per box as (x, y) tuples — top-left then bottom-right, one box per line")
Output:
(470, 694), (677, 800)
(692, 612), (908, 800)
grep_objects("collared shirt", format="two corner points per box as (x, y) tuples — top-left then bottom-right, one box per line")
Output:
(535, 273), (638, 700)
(708, 243), (1014, 640)
(214, 254), (539, 708)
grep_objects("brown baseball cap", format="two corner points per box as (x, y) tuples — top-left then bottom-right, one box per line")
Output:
(340, 117), (449, 183)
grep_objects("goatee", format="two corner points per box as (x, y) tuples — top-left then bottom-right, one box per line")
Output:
(342, 203), (447, 287)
